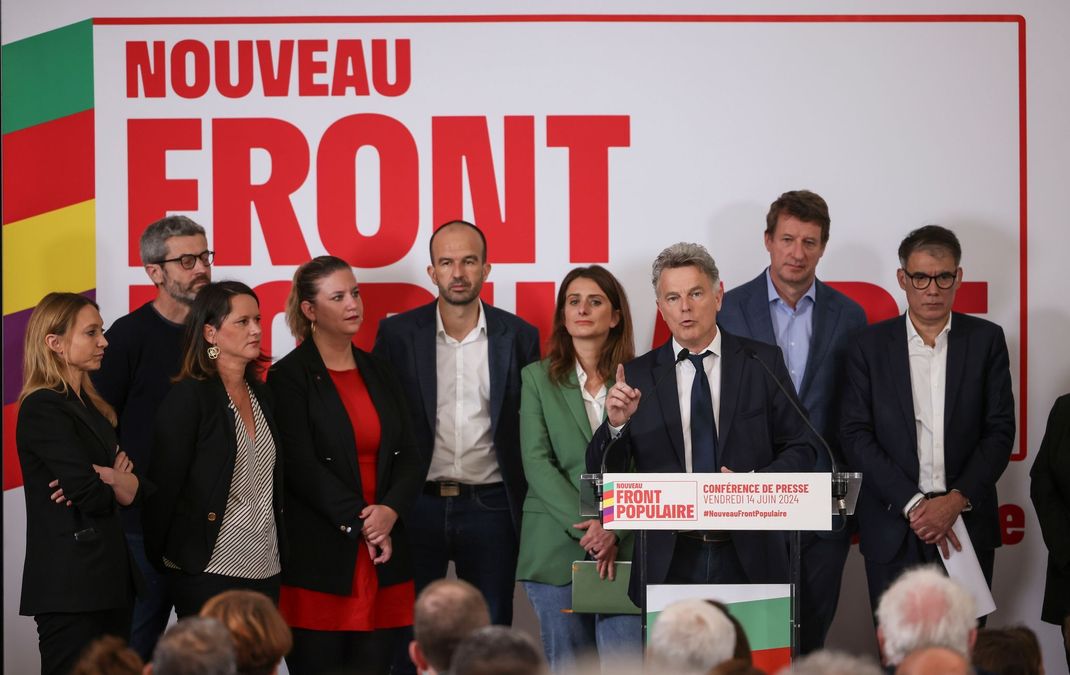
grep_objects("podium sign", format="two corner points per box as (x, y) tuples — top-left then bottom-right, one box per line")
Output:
(601, 472), (831, 531)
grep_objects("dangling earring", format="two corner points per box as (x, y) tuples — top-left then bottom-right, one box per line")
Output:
(311, 321), (317, 334)
(207, 344), (220, 360)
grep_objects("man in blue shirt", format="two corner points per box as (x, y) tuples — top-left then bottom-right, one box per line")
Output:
(719, 190), (867, 653)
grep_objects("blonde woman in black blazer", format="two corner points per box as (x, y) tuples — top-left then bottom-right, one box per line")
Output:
(268, 256), (424, 675)
(144, 281), (284, 617)
(17, 292), (143, 675)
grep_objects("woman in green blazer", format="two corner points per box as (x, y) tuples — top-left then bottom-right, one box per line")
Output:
(516, 265), (639, 671)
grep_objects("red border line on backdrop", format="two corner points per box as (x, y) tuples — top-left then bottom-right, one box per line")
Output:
(93, 14), (1024, 25)
(89, 13), (1029, 457)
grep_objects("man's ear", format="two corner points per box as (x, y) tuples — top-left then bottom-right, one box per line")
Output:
(409, 641), (429, 671)
(145, 264), (165, 287)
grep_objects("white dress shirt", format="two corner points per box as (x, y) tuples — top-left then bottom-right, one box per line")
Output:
(903, 312), (952, 516)
(673, 333), (722, 473)
(428, 302), (500, 484)
(575, 362), (607, 434)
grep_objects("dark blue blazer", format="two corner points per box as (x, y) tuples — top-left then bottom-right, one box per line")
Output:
(719, 271), (868, 465)
(585, 331), (817, 600)
(840, 313), (1015, 564)
(373, 300), (541, 529)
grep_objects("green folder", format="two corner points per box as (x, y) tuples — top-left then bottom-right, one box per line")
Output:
(571, 561), (641, 615)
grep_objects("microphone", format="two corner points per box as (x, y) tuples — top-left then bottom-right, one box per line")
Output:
(598, 348), (690, 477)
(742, 347), (850, 519)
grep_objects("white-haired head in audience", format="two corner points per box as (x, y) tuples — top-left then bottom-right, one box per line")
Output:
(777, 649), (883, 675)
(876, 565), (977, 666)
(647, 598), (736, 674)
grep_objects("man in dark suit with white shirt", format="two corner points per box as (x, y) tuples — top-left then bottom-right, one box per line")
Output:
(719, 190), (867, 653)
(585, 242), (815, 605)
(841, 225), (1015, 616)
(374, 220), (540, 627)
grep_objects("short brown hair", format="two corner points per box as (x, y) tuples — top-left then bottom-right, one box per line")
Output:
(545, 265), (635, 386)
(972, 626), (1042, 675)
(765, 190), (831, 244)
(413, 579), (491, 672)
(72, 636), (143, 675)
(201, 590), (292, 675)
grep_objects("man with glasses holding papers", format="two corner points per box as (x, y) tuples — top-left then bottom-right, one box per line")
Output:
(841, 225), (1014, 619)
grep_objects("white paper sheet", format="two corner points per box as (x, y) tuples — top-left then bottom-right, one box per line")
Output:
(940, 515), (997, 617)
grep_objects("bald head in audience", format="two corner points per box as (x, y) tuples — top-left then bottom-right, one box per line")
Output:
(409, 579), (491, 675)
(876, 566), (977, 667)
(895, 646), (972, 675)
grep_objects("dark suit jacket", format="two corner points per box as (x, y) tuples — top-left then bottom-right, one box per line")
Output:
(719, 271), (868, 464)
(373, 300), (541, 528)
(585, 332), (816, 600)
(143, 376), (285, 574)
(1030, 394), (1070, 624)
(841, 313), (1015, 564)
(720, 272), (868, 539)
(267, 339), (425, 593)
(16, 388), (140, 615)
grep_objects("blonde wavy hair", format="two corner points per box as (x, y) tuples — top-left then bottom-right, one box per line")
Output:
(19, 292), (116, 426)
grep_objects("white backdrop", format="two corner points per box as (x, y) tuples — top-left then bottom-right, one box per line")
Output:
(4, 3), (1069, 673)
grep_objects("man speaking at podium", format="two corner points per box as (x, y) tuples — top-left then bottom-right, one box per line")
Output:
(585, 242), (815, 603)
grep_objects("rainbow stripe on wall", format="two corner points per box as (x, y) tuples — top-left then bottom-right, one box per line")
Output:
(2, 19), (96, 491)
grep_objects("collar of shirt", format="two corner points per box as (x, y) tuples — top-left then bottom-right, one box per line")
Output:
(765, 267), (816, 314)
(435, 300), (488, 344)
(574, 362), (607, 402)
(906, 311), (952, 348)
(671, 331), (722, 362)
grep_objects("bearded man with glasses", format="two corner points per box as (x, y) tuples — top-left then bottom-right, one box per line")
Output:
(841, 225), (1014, 623)
(90, 214), (213, 660)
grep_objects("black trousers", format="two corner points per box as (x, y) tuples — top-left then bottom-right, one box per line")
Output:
(35, 605), (132, 675)
(287, 626), (406, 675)
(168, 571), (280, 618)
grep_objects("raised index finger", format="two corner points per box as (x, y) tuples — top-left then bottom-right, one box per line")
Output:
(615, 363), (627, 386)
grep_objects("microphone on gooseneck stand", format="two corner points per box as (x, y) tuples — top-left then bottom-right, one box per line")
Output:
(742, 347), (850, 520)
(598, 348), (690, 478)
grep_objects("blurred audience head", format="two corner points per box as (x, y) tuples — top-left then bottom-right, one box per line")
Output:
(409, 578), (491, 674)
(147, 617), (237, 675)
(200, 590), (292, 675)
(450, 626), (545, 675)
(706, 600), (752, 662)
(971, 626), (1042, 675)
(876, 566), (977, 666)
(711, 658), (765, 675)
(647, 598), (735, 674)
(895, 646), (972, 675)
(72, 636), (143, 675)
(781, 649), (883, 675)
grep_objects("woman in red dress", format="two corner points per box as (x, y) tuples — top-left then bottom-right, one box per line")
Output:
(269, 256), (425, 674)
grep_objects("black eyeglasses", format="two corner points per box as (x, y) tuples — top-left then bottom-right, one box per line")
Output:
(154, 250), (214, 270)
(902, 269), (957, 290)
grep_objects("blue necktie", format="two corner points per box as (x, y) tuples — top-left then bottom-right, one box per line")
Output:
(688, 351), (718, 473)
